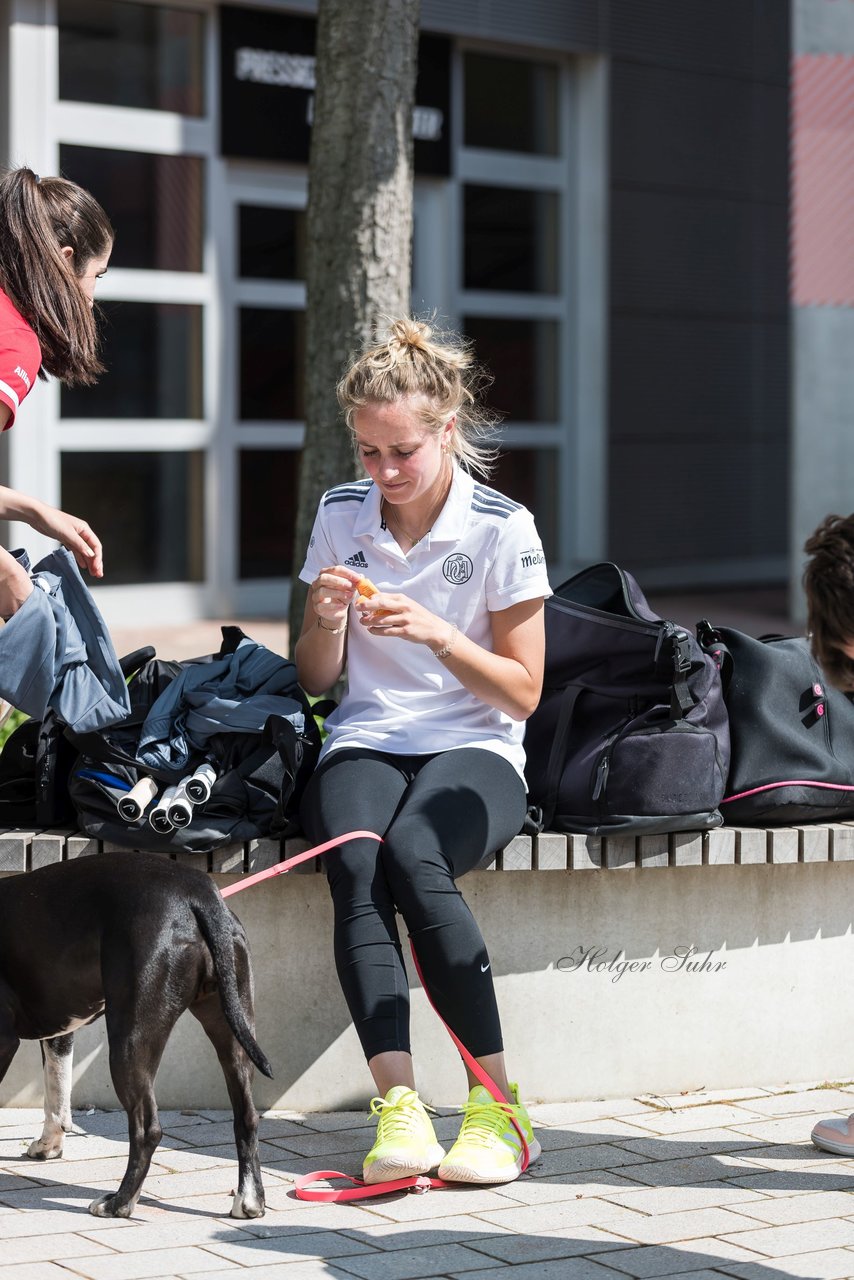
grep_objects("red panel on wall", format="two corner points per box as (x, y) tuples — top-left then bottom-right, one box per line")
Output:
(791, 53), (854, 307)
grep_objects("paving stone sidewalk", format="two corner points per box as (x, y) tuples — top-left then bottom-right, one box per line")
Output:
(3, 1082), (854, 1279)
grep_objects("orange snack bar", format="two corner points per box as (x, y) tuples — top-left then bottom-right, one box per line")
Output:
(355, 575), (391, 619)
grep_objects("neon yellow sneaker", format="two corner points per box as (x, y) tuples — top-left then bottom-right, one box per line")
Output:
(362, 1085), (446, 1185)
(438, 1083), (542, 1184)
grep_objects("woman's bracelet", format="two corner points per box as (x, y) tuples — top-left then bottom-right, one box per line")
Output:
(317, 616), (347, 635)
(432, 624), (458, 661)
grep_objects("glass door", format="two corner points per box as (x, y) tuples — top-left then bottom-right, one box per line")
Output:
(221, 166), (307, 618)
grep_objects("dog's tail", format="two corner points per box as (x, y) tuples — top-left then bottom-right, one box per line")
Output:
(192, 900), (274, 1079)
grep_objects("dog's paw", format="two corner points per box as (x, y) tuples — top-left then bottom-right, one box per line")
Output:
(231, 1191), (265, 1219)
(26, 1136), (64, 1160)
(88, 1193), (133, 1218)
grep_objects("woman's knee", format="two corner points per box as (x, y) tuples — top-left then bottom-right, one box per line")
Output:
(325, 835), (388, 899)
(300, 749), (407, 843)
(379, 827), (457, 919)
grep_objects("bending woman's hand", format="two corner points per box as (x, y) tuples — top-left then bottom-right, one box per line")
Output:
(29, 504), (103, 578)
(0, 545), (33, 618)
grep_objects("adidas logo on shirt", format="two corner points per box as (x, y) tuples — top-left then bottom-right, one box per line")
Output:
(344, 550), (368, 569)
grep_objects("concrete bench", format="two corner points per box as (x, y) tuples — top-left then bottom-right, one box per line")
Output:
(3, 820), (853, 874)
(2, 821), (854, 1112)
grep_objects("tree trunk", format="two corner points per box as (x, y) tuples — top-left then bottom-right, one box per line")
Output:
(289, 0), (421, 655)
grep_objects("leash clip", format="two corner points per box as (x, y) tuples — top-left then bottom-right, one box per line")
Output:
(410, 1176), (433, 1195)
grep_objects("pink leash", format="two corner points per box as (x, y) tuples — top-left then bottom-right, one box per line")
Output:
(218, 829), (530, 1200)
(218, 831), (384, 898)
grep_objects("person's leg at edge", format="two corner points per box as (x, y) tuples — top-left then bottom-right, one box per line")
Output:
(378, 749), (541, 1183)
(298, 749), (445, 1183)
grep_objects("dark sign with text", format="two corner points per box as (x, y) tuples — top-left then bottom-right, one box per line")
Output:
(219, 7), (451, 176)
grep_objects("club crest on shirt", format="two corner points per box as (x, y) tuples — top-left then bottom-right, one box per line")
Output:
(443, 554), (473, 584)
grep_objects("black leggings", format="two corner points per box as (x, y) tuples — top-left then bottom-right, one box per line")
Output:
(299, 747), (527, 1062)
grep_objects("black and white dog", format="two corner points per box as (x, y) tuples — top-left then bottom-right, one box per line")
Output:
(0, 850), (272, 1218)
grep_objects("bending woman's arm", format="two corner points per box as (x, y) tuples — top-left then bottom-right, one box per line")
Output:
(0, 486), (103, 578)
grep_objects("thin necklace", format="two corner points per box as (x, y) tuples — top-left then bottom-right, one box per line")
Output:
(382, 469), (452, 547)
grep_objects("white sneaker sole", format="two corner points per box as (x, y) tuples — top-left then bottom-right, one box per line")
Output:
(363, 1142), (446, 1185)
(439, 1137), (542, 1184)
(811, 1130), (854, 1158)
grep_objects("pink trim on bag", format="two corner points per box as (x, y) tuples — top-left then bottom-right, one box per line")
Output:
(723, 780), (854, 803)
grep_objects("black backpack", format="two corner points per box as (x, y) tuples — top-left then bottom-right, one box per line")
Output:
(66, 628), (322, 854)
(0, 710), (77, 828)
(697, 623), (854, 825)
(523, 563), (730, 835)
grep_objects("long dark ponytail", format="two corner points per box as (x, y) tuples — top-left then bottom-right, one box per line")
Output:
(0, 167), (113, 386)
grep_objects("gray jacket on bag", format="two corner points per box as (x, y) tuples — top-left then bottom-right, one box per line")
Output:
(136, 636), (305, 773)
(0, 548), (130, 732)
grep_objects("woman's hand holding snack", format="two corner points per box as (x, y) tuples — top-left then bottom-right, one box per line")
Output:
(355, 581), (455, 656)
(311, 565), (363, 632)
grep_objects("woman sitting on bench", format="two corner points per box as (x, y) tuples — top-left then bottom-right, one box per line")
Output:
(295, 317), (551, 1186)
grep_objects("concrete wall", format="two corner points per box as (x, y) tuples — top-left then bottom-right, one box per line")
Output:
(3, 862), (853, 1113)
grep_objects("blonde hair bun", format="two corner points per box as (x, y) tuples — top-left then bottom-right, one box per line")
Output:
(338, 315), (498, 479)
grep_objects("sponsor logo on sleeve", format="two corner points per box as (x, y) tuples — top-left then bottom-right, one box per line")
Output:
(520, 547), (545, 569)
(14, 365), (31, 391)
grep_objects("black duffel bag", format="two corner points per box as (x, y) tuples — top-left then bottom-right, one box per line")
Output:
(696, 622), (854, 825)
(524, 563), (730, 835)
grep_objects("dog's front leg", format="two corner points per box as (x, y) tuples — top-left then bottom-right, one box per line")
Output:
(27, 1033), (74, 1160)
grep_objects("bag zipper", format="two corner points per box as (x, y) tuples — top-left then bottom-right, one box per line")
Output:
(592, 720), (709, 811)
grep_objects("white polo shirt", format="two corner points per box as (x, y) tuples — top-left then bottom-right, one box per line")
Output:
(299, 466), (552, 779)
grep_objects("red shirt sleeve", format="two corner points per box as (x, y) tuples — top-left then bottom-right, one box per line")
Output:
(0, 291), (41, 428)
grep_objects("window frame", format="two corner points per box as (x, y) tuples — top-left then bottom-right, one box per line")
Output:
(453, 38), (585, 585)
(3, 0), (608, 620)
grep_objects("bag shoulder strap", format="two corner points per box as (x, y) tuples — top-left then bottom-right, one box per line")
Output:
(670, 629), (696, 719)
(696, 620), (733, 692)
(542, 683), (583, 828)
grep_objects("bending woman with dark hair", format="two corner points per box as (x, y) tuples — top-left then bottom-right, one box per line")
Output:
(0, 165), (113, 618)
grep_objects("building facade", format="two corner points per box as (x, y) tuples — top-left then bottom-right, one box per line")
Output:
(0, 0), (792, 625)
